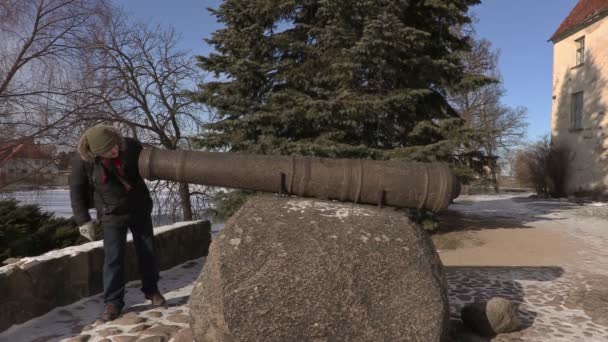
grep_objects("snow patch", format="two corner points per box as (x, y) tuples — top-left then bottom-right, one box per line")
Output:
(0, 221), (203, 275)
(284, 199), (373, 220)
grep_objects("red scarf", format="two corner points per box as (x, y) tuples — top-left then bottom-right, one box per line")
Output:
(100, 158), (133, 192)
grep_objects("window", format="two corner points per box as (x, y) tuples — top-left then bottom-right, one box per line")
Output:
(571, 92), (584, 130)
(575, 36), (585, 66)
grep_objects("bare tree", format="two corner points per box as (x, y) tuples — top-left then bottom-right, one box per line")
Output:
(450, 38), (502, 124)
(73, 8), (208, 220)
(514, 136), (570, 197)
(450, 36), (528, 192)
(0, 0), (109, 190)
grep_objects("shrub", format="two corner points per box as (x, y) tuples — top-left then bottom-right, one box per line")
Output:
(0, 200), (81, 260)
(514, 137), (570, 197)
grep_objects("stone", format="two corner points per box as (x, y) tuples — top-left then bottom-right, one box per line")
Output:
(119, 311), (139, 318)
(128, 324), (152, 333)
(112, 336), (137, 342)
(564, 275), (608, 326)
(81, 324), (94, 332)
(190, 195), (449, 342)
(113, 314), (146, 325)
(2, 257), (21, 265)
(0, 263), (37, 331)
(172, 328), (194, 342)
(136, 336), (166, 342)
(141, 324), (181, 339)
(71, 325), (85, 334)
(97, 327), (123, 337)
(58, 309), (74, 317)
(65, 335), (91, 342)
(146, 311), (163, 318)
(166, 314), (190, 324)
(31, 335), (63, 342)
(461, 297), (521, 336)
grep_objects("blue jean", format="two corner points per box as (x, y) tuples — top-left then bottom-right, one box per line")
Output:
(102, 213), (160, 308)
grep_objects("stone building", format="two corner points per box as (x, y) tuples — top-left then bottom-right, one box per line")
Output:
(550, 0), (608, 194)
(0, 137), (61, 188)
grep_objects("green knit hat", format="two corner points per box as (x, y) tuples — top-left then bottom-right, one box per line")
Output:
(84, 125), (120, 156)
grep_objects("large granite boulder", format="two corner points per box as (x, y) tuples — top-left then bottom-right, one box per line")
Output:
(189, 195), (449, 341)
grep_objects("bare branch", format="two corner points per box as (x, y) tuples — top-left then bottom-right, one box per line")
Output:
(65, 7), (210, 219)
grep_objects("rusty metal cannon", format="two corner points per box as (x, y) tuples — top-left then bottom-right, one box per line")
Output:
(138, 149), (459, 211)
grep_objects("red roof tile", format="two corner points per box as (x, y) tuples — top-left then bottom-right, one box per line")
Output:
(551, 0), (608, 42)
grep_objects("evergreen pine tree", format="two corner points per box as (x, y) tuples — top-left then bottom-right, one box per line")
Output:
(195, 0), (484, 167)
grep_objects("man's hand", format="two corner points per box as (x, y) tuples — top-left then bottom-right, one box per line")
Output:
(79, 220), (100, 241)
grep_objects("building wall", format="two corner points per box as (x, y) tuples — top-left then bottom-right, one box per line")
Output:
(3, 158), (58, 174)
(551, 16), (608, 194)
(0, 158), (60, 187)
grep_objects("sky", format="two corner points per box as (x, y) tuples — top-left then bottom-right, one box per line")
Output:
(121, 0), (580, 142)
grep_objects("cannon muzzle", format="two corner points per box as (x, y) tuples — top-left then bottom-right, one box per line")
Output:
(139, 149), (459, 211)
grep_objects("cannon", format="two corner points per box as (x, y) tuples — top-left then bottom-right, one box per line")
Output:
(138, 149), (459, 211)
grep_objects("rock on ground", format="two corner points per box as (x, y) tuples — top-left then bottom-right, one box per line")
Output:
(461, 297), (521, 336)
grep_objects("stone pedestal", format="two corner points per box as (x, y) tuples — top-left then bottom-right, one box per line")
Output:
(190, 195), (448, 341)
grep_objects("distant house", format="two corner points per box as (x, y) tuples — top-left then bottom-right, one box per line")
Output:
(0, 137), (61, 188)
(550, 0), (608, 195)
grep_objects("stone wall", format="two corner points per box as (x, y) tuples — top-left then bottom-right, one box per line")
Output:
(0, 220), (211, 332)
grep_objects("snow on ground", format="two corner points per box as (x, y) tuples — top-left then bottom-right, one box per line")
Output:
(449, 192), (575, 221)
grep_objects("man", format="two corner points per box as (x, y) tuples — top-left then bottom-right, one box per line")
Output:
(69, 124), (166, 322)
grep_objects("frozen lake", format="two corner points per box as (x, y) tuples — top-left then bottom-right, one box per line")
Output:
(2, 189), (73, 218)
(1, 189), (223, 230)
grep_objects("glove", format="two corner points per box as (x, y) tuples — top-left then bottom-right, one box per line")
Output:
(79, 220), (100, 241)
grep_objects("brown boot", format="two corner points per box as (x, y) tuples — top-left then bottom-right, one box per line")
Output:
(101, 303), (122, 322)
(145, 292), (167, 308)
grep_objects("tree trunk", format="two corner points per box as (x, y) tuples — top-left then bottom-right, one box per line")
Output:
(486, 146), (500, 194)
(491, 168), (499, 193)
(179, 182), (193, 221)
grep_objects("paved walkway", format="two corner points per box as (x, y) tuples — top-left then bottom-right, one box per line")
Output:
(443, 194), (608, 341)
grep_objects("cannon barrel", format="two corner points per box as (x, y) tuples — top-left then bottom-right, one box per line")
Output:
(139, 149), (458, 211)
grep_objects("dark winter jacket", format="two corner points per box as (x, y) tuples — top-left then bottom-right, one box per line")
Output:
(69, 130), (152, 226)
